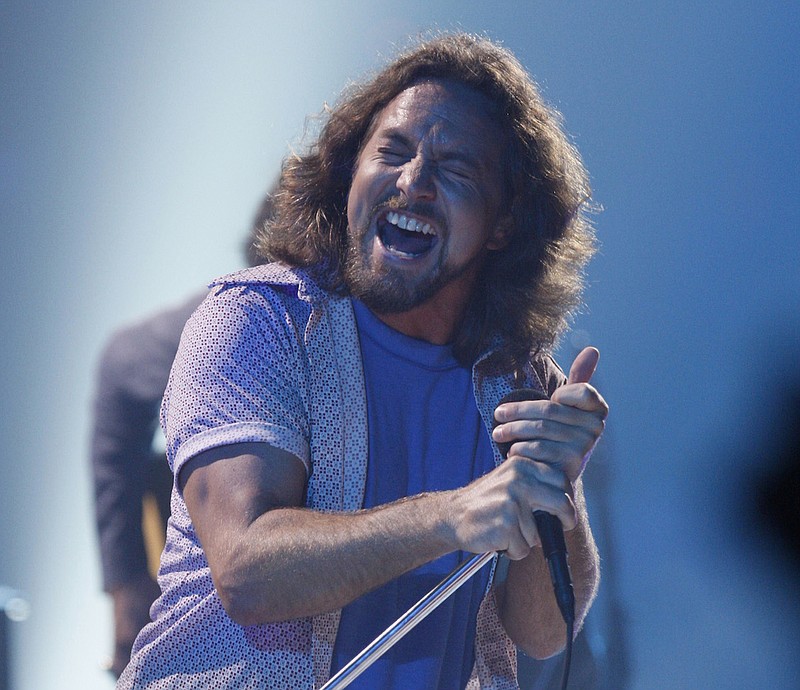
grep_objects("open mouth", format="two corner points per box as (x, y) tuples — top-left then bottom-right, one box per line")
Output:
(377, 211), (438, 258)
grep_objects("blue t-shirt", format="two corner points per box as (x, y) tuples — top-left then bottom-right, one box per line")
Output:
(330, 300), (497, 690)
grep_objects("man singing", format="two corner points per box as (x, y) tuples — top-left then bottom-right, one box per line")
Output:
(119, 32), (608, 690)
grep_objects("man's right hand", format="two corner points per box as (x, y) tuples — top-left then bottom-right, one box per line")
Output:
(445, 452), (577, 560)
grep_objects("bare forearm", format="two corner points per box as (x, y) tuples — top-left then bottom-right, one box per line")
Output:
(498, 479), (599, 658)
(214, 493), (455, 626)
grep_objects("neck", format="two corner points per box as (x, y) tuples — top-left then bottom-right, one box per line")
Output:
(374, 308), (456, 345)
(370, 275), (475, 345)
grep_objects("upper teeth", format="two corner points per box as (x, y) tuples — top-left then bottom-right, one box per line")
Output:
(386, 211), (434, 235)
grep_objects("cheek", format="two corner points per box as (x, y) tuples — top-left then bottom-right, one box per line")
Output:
(447, 198), (496, 249)
(346, 172), (369, 229)
(348, 165), (382, 221)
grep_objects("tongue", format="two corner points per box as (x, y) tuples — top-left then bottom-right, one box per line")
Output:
(379, 222), (435, 256)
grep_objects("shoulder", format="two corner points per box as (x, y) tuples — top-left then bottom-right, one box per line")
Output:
(180, 264), (335, 358)
(194, 262), (349, 344)
(208, 262), (325, 300)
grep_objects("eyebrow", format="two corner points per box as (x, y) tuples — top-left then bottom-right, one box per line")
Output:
(376, 129), (414, 150)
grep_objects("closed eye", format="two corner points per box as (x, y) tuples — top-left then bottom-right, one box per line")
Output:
(441, 164), (473, 181)
(376, 147), (409, 164)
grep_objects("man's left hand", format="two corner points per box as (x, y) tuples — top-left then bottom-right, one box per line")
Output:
(492, 347), (608, 484)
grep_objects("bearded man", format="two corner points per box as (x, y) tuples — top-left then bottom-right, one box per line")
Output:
(118, 33), (608, 690)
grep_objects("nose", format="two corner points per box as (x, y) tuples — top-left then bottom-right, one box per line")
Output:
(396, 157), (436, 202)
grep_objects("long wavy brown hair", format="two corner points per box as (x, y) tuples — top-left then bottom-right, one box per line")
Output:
(258, 33), (596, 373)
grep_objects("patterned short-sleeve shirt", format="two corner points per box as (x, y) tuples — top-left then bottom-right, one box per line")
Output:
(117, 263), (565, 690)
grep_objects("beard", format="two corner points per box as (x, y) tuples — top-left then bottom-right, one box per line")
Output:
(342, 201), (477, 314)
(342, 235), (484, 314)
(343, 243), (461, 314)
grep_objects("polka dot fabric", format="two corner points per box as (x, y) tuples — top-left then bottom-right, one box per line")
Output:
(117, 262), (566, 689)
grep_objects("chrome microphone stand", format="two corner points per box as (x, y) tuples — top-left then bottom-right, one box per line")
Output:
(319, 551), (495, 690)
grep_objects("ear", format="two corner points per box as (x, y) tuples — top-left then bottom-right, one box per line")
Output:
(486, 213), (513, 251)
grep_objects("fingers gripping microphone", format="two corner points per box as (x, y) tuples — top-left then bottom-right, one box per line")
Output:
(494, 388), (575, 628)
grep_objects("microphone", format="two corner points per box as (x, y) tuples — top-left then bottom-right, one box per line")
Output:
(494, 388), (575, 628)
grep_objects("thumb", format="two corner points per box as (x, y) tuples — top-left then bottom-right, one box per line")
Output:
(567, 346), (600, 385)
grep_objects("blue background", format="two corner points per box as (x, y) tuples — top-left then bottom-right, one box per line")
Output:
(1, 2), (798, 688)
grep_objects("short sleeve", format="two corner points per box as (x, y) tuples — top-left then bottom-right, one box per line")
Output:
(160, 282), (311, 481)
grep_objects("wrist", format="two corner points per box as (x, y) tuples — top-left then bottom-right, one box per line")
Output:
(387, 490), (457, 555)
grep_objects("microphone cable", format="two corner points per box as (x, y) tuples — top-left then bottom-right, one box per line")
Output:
(535, 509), (574, 690)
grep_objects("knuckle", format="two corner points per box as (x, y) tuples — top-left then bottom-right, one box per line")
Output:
(528, 439), (546, 457)
(509, 440), (534, 460)
(505, 548), (524, 561)
(509, 454), (535, 475)
(505, 457), (526, 480)
(505, 540), (531, 561)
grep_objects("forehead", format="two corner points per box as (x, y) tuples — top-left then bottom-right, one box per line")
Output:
(368, 79), (506, 158)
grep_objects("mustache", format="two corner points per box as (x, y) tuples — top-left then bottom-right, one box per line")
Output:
(371, 196), (447, 232)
